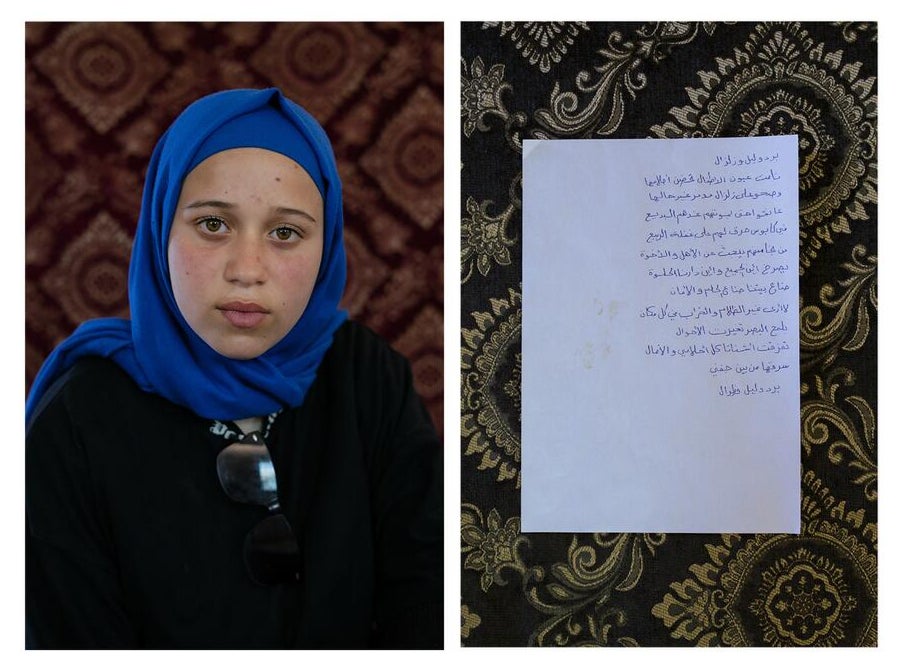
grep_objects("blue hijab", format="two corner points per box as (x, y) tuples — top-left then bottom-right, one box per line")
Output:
(26, 88), (348, 422)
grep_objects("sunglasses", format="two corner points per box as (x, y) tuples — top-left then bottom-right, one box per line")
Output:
(216, 431), (302, 585)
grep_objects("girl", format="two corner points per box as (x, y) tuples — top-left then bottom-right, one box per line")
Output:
(25, 88), (443, 649)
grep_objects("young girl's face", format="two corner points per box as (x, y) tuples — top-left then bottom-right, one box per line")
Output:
(168, 147), (324, 360)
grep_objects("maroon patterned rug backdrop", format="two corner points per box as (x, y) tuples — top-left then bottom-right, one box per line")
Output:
(25, 22), (444, 435)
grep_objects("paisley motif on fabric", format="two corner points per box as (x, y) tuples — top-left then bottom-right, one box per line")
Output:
(800, 245), (877, 370)
(801, 368), (876, 502)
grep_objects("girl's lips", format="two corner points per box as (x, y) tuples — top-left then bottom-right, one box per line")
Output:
(218, 302), (269, 329)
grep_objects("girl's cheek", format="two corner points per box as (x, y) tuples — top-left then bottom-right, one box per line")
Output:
(276, 250), (319, 282)
(171, 236), (211, 273)
(169, 239), (212, 294)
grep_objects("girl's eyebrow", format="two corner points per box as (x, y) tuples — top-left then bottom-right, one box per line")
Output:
(184, 200), (234, 210)
(274, 206), (317, 224)
(184, 200), (317, 224)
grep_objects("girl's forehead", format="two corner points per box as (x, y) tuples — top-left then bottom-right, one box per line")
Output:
(181, 148), (319, 193)
(182, 149), (322, 198)
(180, 103), (326, 196)
(174, 148), (324, 227)
(190, 146), (300, 171)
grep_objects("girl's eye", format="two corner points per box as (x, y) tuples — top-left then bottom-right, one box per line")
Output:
(198, 217), (228, 234)
(272, 226), (301, 242)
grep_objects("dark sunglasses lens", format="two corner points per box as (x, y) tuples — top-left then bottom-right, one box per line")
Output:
(217, 441), (278, 507)
(244, 513), (301, 585)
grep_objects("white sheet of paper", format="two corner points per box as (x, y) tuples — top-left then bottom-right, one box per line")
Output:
(521, 136), (800, 533)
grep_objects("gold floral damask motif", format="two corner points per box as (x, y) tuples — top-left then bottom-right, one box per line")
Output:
(833, 21), (877, 44)
(461, 21), (876, 647)
(532, 22), (722, 139)
(524, 533), (664, 646)
(460, 504), (664, 646)
(460, 604), (482, 642)
(800, 244), (877, 371)
(798, 243), (876, 501)
(480, 22), (590, 74)
(462, 23), (717, 149)
(651, 22), (877, 274)
(461, 286), (521, 487)
(461, 505), (529, 593)
(460, 197), (516, 284)
(652, 470), (877, 646)
(460, 57), (510, 138)
(802, 367), (876, 502)
(461, 56), (527, 149)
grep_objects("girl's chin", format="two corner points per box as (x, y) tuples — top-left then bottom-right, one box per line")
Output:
(203, 334), (277, 360)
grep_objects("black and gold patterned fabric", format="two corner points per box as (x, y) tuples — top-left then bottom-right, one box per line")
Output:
(460, 21), (876, 647)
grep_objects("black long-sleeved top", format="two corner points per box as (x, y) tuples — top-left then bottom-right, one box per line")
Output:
(26, 321), (443, 649)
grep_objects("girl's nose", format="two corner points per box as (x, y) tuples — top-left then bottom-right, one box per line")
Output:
(224, 236), (267, 285)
